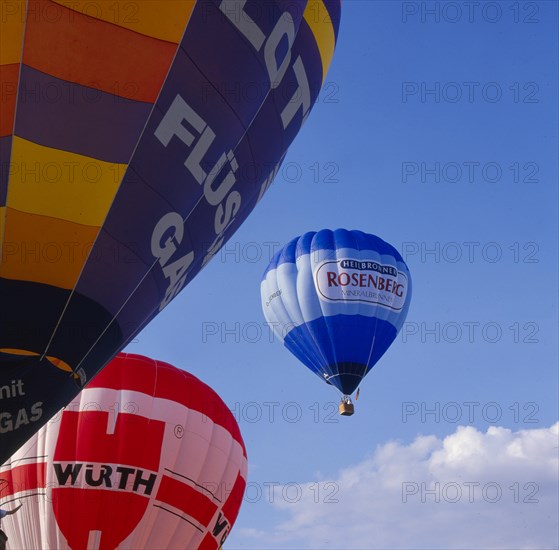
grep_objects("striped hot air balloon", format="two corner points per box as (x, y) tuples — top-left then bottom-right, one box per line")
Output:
(0, 0), (342, 462)
(0, 353), (247, 549)
(261, 229), (412, 415)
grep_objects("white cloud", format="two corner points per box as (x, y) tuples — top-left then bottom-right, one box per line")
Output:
(233, 423), (558, 549)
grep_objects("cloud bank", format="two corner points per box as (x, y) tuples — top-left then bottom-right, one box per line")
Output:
(234, 422), (558, 549)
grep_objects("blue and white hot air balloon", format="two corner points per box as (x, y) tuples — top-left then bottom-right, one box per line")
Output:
(261, 229), (412, 415)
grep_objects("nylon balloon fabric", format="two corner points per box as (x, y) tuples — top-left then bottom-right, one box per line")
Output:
(0, 0), (342, 461)
(0, 353), (247, 549)
(261, 229), (412, 396)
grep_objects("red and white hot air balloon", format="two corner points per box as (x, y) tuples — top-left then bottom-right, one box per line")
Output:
(0, 353), (247, 549)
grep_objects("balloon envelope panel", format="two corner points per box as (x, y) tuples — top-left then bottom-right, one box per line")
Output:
(0, 353), (247, 549)
(261, 229), (412, 396)
(0, 0), (341, 461)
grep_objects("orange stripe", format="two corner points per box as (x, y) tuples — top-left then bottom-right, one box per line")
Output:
(23, 0), (178, 103)
(0, 207), (99, 289)
(0, 64), (19, 137)
(0, 348), (73, 373)
(0, 0), (25, 65)
(50, 0), (196, 44)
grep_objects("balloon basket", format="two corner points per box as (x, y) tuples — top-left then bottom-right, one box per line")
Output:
(339, 402), (354, 416)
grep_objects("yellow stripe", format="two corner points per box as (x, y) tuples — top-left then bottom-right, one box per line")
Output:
(304, 0), (336, 83)
(0, 348), (39, 356)
(50, 0), (196, 44)
(8, 137), (123, 227)
(0, 348), (73, 373)
(0, 0), (25, 65)
(47, 356), (73, 373)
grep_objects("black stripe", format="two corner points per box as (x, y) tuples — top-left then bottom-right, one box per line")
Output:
(152, 504), (203, 532)
(163, 468), (222, 503)
(2, 455), (48, 466)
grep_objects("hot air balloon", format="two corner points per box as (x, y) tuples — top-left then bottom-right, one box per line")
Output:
(261, 229), (412, 415)
(0, 0), (342, 461)
(0, 353), (247, 549)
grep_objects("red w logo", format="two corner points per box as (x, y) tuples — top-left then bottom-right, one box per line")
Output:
(52, 409), (165, 550)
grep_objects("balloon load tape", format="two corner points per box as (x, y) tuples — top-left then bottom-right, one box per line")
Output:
(72, 367), (87, 389)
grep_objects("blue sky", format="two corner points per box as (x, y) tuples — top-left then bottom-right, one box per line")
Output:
(126, 2), (558, 548)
